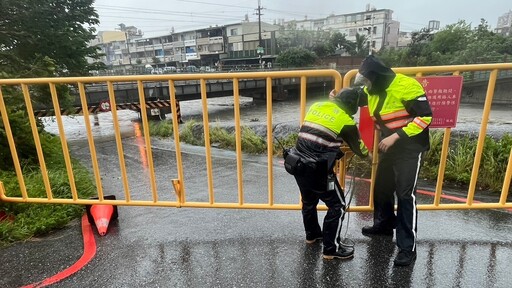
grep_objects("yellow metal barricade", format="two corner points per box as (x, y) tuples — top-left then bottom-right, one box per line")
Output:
(0, 70), (341, 209)
(343, 63), (512, 211)
(1, 64), (511, 211)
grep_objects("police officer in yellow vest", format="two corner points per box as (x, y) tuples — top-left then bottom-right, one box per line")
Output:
(286, 88), (369, 260)
(355, 55), (433, 266)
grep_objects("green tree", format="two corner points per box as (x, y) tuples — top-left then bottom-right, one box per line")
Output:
(377, 18), (512, 67)
(0, 0), (100, 77)
(430, 21), (471, 55)
(354, 33), (369, 57)
(276, 24), (331, 53)
(0, 0), (100, 169)
(328, 32), (355, 55)
(276, 47), (318, 68)
(312, 43), (332, 57)
(455, 19), (508, 64)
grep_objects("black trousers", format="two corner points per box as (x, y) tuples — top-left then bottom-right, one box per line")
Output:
(373, 147), (423, 252)
(294, 168), (346, 254)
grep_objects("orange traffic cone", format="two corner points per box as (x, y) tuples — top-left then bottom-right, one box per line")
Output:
(86, 195), (118, 236)
(90, 205), (113, 236)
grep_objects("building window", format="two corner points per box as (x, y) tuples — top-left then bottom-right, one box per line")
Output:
(230, 28), (238, 36)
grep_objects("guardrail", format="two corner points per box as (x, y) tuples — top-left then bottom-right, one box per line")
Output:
(0, 70), (342, 209)
(1, 65), (511, 211)
(344, 63), (512, 211)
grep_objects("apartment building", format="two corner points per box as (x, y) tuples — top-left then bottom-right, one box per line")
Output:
(496, 10), (512, 36)
(88, 26), (144, 67)
(90, 21), (280, 71)
(89, 31), (127, 66)
(283, 6), (400, 51)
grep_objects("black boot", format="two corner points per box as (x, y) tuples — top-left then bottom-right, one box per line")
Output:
(322, 245), (355, 260)
(393, 250), (417, 266)
(362, 225), (394, 236)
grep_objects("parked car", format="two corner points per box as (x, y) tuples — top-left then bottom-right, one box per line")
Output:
(163, 66), (177, 73)
(183, 65), (199, 73)
(200, 66), (215, 72)
(151, 68), (163, 74)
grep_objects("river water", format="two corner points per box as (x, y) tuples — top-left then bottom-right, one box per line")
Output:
(41, 95), (512, 141)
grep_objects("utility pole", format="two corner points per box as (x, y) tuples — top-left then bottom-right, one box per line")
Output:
(126, 32), (132, 65)
(255, 0), (264, 66)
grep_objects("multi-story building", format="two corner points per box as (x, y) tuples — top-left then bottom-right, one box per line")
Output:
(90, 6), (412, 71)
(90, 21), (280, 71)
(89, 31), (127, 66)
(282, 5), (400, 52)
(496, 10), (512, 36)
(88, 28), (143, 68)
(224, 21), (279, 66)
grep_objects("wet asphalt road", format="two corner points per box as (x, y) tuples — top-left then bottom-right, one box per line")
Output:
(2, 97), (512, 287)
(2, 136), (512, 288)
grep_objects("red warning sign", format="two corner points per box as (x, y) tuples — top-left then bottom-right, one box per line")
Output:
(99, 100), (111, 112)
(417, 76), (463, 128)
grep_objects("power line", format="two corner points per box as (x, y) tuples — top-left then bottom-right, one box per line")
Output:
(176, 0), (254, 10)
(99, 15), (241, 25)
(95, 5), (247, 20)
(99, 13), (243, 22)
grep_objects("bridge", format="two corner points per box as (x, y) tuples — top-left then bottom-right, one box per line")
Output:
(30, 69), (512, 120)
(33, 75), (333, 118)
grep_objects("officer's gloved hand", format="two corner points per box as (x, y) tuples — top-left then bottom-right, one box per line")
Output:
(353, 86), (365, 97)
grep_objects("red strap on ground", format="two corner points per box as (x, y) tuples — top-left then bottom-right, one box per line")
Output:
(21, 214), (97, 288)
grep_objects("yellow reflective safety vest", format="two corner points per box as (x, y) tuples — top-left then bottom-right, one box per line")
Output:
(365, 74), (432, 138)
(303, 102), (355, 134)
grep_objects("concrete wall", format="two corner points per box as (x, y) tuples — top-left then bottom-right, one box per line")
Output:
(462, 77), (512, 106)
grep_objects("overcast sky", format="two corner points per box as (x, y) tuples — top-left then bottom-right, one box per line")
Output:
(93, 0), (510, 37)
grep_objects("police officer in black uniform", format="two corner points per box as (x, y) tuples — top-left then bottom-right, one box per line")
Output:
(356, 55), (432, 266)
(285, 88), (369, 260)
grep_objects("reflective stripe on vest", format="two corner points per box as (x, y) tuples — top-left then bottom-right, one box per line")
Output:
(298, 132), (342, 147)
(366, 74), (425, 131)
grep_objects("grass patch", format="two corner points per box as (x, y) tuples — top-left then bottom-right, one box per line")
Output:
(0, 134), (96, 247)
(421, 131), (512, 192)
(179, 120), (205, 146)
(148, 119), (174, 137)
(151, 119), (512, 194)
(150, 119), (298, 155)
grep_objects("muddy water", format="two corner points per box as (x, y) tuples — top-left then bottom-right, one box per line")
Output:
(40, 95), (322, 140)
(41, 96), (512, 141)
